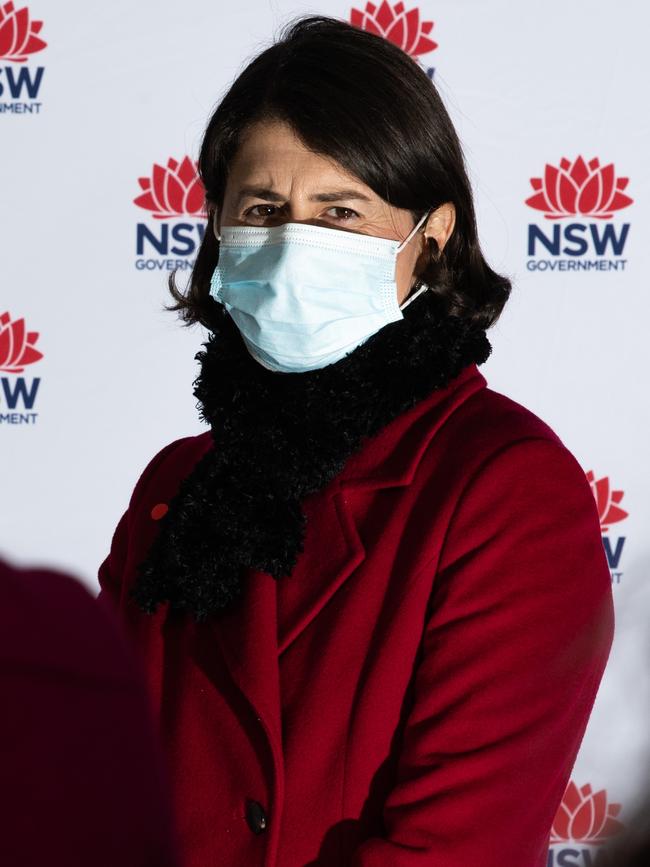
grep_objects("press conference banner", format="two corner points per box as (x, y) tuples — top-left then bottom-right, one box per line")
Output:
(2, 2), (648, 862)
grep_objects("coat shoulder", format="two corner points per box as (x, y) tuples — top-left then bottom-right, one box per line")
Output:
(126, 431), (213, 514)
(464, 382), (565, 445)
(419, 376), (589, 495)
(444, 378), (570, 457)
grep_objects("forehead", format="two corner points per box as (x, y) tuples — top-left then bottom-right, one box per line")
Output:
(228, 117), (373, 191)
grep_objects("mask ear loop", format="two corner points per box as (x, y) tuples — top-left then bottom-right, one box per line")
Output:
(211, 209), (221, 243)
(396, 208), (432, 254)
(399, 281), (429, 310)
(398, 208), (434, 310)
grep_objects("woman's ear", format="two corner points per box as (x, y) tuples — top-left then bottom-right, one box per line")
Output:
(424, 202), (456, 254)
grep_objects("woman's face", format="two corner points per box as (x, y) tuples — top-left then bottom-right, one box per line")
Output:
(214, 118), (454, 305)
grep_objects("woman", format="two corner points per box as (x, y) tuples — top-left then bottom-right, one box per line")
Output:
(97, 15), (614, 867)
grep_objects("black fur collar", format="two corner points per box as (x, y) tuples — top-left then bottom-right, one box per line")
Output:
(130, 290), (492, 622)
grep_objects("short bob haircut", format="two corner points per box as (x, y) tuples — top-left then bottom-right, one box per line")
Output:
(168, 14), (511, 333)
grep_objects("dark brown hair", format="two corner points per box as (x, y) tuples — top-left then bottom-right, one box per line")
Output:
(168, 14), (511, 332)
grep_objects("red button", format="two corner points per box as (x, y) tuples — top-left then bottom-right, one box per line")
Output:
(150, 503), (168, 520)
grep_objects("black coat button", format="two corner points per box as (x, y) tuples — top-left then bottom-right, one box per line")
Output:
(245, 799), (268, 834)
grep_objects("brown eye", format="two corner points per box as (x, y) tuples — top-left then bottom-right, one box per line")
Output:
(245, 204), (278, 218)
(327, 207), (359, 220)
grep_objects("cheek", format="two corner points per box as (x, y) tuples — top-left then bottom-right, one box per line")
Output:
(394, 246), (419, 284)
(393, 247), (420, 303)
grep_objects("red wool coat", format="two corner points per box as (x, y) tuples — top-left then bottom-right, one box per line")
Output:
(97, 361), (614, 867)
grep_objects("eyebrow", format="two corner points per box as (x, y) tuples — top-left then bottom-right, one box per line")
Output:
(236, 186), (373, 205)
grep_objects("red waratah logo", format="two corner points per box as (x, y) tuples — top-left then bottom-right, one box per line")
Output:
(0, 2), (46, 62)
(350, 1), (437, 56)
(133, 156), (206, 220)
(551, 781), (625, 845)
(586, 470), (628, 532)
(0, 311), (43, 373)
(525, 156), (634, 220)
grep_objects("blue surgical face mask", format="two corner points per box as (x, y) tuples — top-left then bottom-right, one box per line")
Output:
(209, 209), (432, 373)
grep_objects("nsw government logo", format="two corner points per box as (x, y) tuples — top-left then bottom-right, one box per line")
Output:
(0, 310), (42, 425)
(548, 780), (624, 866)
(587, 469), (628, 586)
(0, 2), (46, 114)
(525, 156), (633, 272)
(350, 1), (438, 78)
(133, 155), (207, 272)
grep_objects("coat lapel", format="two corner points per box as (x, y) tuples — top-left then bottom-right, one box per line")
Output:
(209, 567), (283, 749)
(276, 361), (487, 657)
(276, 478), (367, 656)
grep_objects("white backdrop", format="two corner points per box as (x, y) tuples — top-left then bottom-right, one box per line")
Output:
(2, 1), (648, 860)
